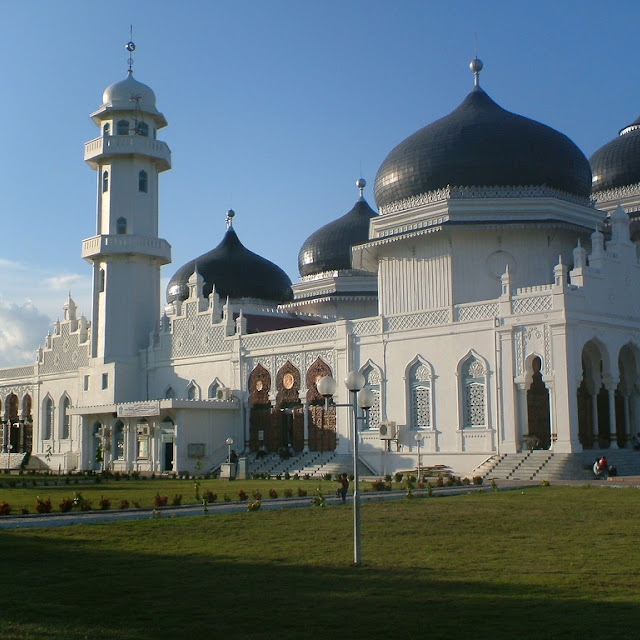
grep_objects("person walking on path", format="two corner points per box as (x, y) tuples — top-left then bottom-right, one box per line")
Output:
(338, 473), (349, 503)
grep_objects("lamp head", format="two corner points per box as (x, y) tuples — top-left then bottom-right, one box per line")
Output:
(225, 437), (234, 446)
(358, 387), (376, 410)
(344, 371), (366, 392)
(316, 375), (337, 398)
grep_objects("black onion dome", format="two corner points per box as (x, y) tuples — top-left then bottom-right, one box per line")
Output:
(298, 196), (378, 277)
(166, 226), (293, 304)
(590, 116), (640, 194)
(374, 86), (592, 210)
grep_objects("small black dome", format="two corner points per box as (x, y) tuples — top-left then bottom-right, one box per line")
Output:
(590, 116), (640, 194)
(374, 86), (592, 210)
(167, 226), (293, 304)
(298, 195), (377, 277)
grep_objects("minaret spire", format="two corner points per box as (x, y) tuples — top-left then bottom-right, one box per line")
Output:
(356, 177), (366, 199)
(470, 56), (483, 88)
(126, 26), (136, 75)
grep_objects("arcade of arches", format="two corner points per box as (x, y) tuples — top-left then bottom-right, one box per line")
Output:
(248, 358), (337, 453)
(1, 393), (33, 454)
(577, 341), (639, 449)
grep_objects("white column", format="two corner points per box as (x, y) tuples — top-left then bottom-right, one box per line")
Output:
(302, 401), (309, 453)
(607, 385), (619, 449)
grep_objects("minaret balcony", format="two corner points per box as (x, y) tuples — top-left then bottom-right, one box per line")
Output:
(82, 234), (171, 265)
(84, 135), (171, 171)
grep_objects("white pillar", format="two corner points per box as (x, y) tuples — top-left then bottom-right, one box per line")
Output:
(607, 385), (619, 449)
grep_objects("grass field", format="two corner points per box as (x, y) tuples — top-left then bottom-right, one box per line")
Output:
(2, 485), (639, 639)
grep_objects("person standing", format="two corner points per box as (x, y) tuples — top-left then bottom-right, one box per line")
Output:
(338, 473), (349, 503)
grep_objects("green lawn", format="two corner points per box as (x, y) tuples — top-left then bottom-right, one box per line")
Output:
(2, 485), (639, 639)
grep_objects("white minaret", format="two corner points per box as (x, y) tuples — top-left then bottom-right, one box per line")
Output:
(82, 40), (171, 362)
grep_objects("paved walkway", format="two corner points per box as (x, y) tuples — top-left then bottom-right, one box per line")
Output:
(2, 477), (635, 530)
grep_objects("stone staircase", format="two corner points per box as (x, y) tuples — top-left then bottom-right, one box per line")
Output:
(245, 451), (370, 479)
(477, 449), (640, 482)
(0, 452), (26, 472)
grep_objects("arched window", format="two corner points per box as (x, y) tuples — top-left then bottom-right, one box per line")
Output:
(102, 171), (109, 193)
(103, 123), (110, 136)
(61, 397), (70, 439)
(116, 217), (127, 234)
(462, 357), (487, 428)
(187, 382), (198, 401)
(362, 364), (381, 430)
(136, 122), (149, 137)
(43, 398), (53, 440)
(138, 170), (148, 193)
(208, 381), (220, 399)
(165, 387), (175, 400)
(408, 360), (432, 429)
(117, 120), (129, 135)
(114, 420), (124, 460)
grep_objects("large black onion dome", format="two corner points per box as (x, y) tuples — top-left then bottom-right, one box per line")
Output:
(590, 115), (640, 194)
(298, 181), (378, 277)
(166, 222), (293, 304)
(374, 84), (592, 210)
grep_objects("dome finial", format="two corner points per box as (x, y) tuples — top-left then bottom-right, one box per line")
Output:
(125, 25), (136, 75)
(226, 209), (235, 229)
(470, 56), (483, 88)
(356, 177), (366, 198)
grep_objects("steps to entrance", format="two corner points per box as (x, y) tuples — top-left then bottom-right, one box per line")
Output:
(244, 451), (364, 479)
(477, 449), (640, 482)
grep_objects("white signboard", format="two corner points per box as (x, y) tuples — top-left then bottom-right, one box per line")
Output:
(117, 401), (160, 418)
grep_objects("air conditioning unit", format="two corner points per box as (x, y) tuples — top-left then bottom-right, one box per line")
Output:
(216, 387), (234, 401)
(137, 425), (150, 436)
(379, 421), (397, 440)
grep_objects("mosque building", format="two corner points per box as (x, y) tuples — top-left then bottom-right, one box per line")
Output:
(2, 46), (640, 479)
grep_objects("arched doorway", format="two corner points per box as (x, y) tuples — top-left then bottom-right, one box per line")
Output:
(275, 361), (303, 453)
(248, 364), (273, 452)
(526, 356), (551, 449)
(306, 358), (336, 452)
(616, 343), (640, 448)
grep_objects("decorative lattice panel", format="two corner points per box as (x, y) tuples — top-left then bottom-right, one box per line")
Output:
(386, 309), (450, 332)
(455, 303), (499, 322)
(0, 366), (35, 380)
(171, 320), (231, 359)
(242, 324), (337, 350)
(464, 382), (485, 427)
(40, 323), (89, 374)
(351, 318), (380, 336)
(512, 295), (552, 315)
(412, 385), (431, 428)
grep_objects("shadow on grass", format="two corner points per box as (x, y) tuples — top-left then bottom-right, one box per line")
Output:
(2, 527), (636, 640)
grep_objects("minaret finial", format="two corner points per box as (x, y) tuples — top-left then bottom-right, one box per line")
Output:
(126, 26), (136, 75)
(356, 177), (366, 198)
(470, 56), (483, 88)
(226, 209), (235, 228)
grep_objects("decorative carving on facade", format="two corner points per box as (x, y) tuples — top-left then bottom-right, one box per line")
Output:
(275, 361), (301, 407)
(248, 364), (271, 407)
(305, 357), (333, 404)
(512, 295), (552, 315)
(378, 184), (593, 215)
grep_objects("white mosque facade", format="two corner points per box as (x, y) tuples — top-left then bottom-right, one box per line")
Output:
(3, 53), (640, 478)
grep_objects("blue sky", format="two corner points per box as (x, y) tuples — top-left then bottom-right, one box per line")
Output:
(0, 0), (639, 365)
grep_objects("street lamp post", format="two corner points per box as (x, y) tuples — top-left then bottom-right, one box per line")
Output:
(414, 432), (423, 483)
(7, 443), (13, 472)
(317, 372), (375, 566)
(225, 437), (234, 463)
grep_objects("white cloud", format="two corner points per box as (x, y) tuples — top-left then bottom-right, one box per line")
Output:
(0, 260), (92, 367)
(0, 300), (51, 367)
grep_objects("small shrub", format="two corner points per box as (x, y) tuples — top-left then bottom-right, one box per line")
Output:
(435, 475), (444, 487)
(268, 488), (278, 499)
(445, 476), (456, 487)
(171, 494), (182, 506)
(35, 497), (52, 514)
(312, 487), (325, 508)
(540, 479), (550, 487)
(153, 493), (168, 507)
(275, 474), (282, 480)
(237, 489), (248, 502)
(370, 479), (388, 491)
(303, 473), (310, 480)
(203, 490), (217, 503)
(0, 501), (11, 516)
(284, 471), (291, 480)
(223, 494), (231, 502)
(293, 473), (299, 480)
(490, 479), (498, 492)
(132, 501), (141, 509)
(462, 477), (471, 485)
(384, 474), (392, 482)
(297, 487), (307, 497)
(58, 498), (74, 513)
(253, 490), (262, 500)
(247, 500), (261, 511)
(426, 482), (433, 497)
(324, 473), (333, 481)
(98, 496), (111, 511)
(283, 488), (293, 498)
(118, 499), (130, 510)
(472, 476), (483, 485)
(394, 472), (403, 483)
